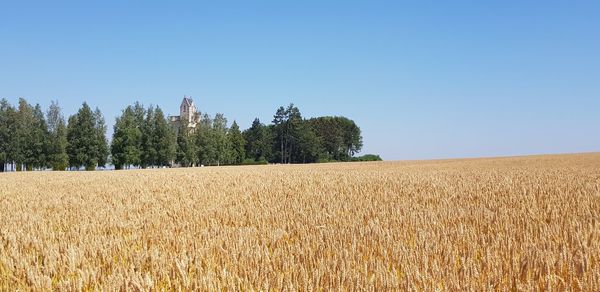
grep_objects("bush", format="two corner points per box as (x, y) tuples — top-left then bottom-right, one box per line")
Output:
(351, 154), (383, 162)
(242, 158), (269, 165)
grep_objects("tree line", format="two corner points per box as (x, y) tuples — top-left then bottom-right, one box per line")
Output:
(0, 98), (379, 172)
(0, 98), (108, 171)
(115, 102), (372, 168)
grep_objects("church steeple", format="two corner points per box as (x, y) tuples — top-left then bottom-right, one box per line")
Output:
(169, 95), (200, 133)
(179, 95), (197, 124)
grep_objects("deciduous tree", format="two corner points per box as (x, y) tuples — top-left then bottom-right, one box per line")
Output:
(152, 107), (175, 167)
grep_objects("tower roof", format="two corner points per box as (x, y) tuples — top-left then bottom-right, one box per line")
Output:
(182, 95), (194, 107)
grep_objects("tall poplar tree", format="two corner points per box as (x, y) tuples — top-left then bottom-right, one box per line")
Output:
(141, 106), (156, 168)
(152, 107), (175, 167)
(94, 107), (109, 168)
(212, 113), (229, 166)
(194, 113), (214, 166)
(29, 104), (50, 169)
(175, 124), (196, 167)
(14, 98), (35, 170)
(0, 99), (15, 172)
(46, 101), (68, 170)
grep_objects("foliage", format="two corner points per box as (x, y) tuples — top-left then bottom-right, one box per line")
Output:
(211, 113), (230, 166)
(0, 99), (16, 172)
(94, 107), (109, 168)
(194, 113), (214, 166)
(46, 101), (69, 170)
(66, 102), (109, 171)
(351, 154), (383, 162)
(111, 104), (177, 169)
(241, 158), (269, 165)
(175, 124), (197, 167)
(152, 107), (176, 167)
(243, 118), (272, 162)
(269, 104), (365, 164)
(141, 106), (156, 168)
(0, 98), (373, 170)
(227, 121), (245, 165)
(271, 104), (312, 164)
(111, 106), (143, 169)
(309, 116), (363, 161)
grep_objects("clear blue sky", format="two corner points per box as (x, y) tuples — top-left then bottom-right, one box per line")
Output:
(1, 1), (598, 160)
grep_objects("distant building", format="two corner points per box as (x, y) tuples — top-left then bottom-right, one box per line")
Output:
(169, 96), (201, 131)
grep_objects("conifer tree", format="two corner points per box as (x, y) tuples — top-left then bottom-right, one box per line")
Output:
(228, 121), (245, 164)
(46, 101), (69, 170)
(111, 106), (143, 169)
(243, 118), (272, 162)
(0, 99), (15, 172)
(66, 102), (107, 170)
(94, 107), (109, 168)
(66, 115), (79, 169)
(27, 104), (50, 169)
(14, 98), (35, 170)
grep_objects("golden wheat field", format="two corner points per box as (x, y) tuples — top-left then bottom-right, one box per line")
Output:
(1, 153), (599, 290)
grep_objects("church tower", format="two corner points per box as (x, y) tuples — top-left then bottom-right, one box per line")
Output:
(180, 95), (197, 124)
(169, 95), (200, 133)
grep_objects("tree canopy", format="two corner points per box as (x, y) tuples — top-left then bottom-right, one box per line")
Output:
(0, 98), (109, 172)
(66, 102), (109, 170)
(0, 98), (375, 172)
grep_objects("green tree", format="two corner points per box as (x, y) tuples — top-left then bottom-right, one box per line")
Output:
(243, 118), (272, 162)
(272, 106), (287, 163)
(309, 116), (363, 161)
(228, 121), (245, 165)
(212, 113), (229, 166)
(111, 106), (143, 169)
(46, 101), (69, 170)
(132, 102), (146, 128)
(141, 106), (156, 168)
(27, 104), (50, 170)
(308, 117), (342, 161)
(66, 102), (106, 170)
(194, 113), (214, 166)
(66, 115), (79, 169)
(294, 121), (321, 163)
(14, 98), (35, 170)
(0, 99), (16, 172)
(152, 107), (175, 167)
(94, 108), (109, 168)
(175, 124), (196, 167)
(271, 104), (307, 163)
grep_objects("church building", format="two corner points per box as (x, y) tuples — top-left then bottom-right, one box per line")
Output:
(169, 96), (201, 131)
